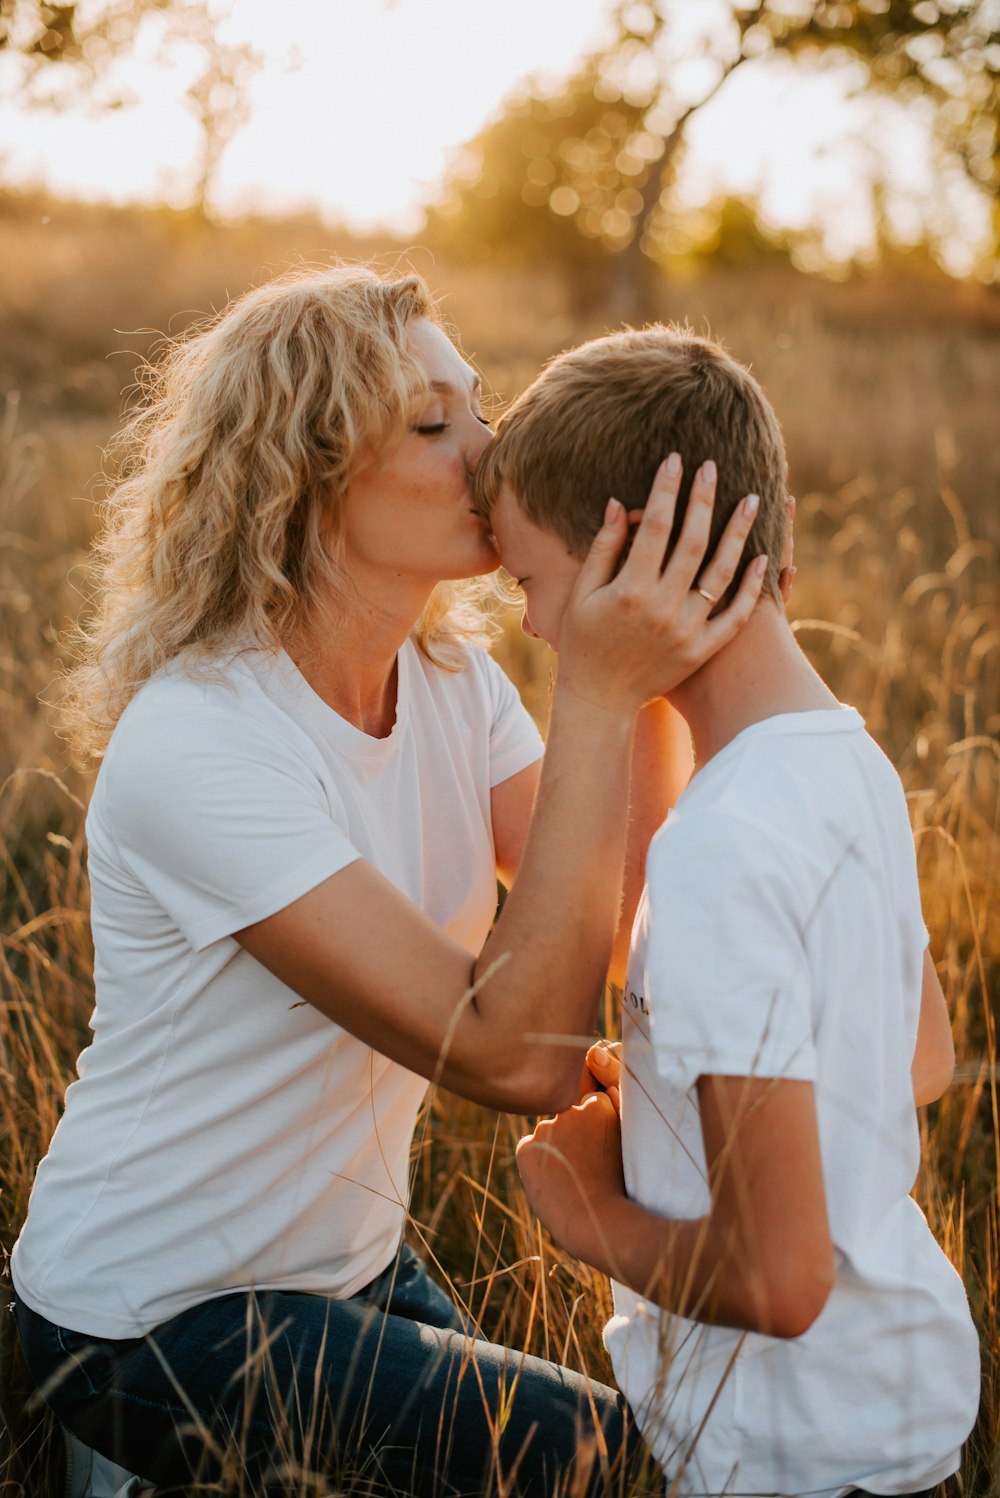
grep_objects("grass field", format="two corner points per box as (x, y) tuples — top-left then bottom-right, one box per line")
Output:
(0, 195), (997, 1494)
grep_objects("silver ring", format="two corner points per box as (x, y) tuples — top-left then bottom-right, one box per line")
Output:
(696, 586), (719, 606)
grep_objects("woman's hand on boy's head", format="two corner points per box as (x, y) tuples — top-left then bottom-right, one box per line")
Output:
(557, 455), (767, 713)
(516, 1092), (626, 1273)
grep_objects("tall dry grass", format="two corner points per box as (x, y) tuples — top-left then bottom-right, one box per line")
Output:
(0, 203), (997, 1493)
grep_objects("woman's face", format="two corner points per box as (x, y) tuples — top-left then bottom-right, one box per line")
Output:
(339, 319), (498, 586)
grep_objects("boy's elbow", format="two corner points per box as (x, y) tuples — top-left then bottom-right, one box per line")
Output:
(767, 1280), (831, 1339)
(913, 1064), (954, 1108)
(760, 1255), (835, 1339)
(912, 1041), (955, 1107)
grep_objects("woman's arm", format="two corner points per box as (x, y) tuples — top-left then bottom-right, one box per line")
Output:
(237, 465), (766, 1114)
(516, 1074), (835, 1338)
(238, 690), (637, 1112)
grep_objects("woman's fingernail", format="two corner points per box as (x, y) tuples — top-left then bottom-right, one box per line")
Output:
(605, 497), (622, 522)
(743, 494), (760, 518)
(754, 554), (769, 577)
(591, 1048), (609, 1067)
(665, 452), (681, 476)
(702, 459), (717, 483)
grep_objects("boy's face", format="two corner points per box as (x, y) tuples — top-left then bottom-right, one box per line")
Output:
(490, 483), (584, 650)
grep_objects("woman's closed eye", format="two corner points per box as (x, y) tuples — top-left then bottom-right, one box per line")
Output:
(414, 415), (491, 435)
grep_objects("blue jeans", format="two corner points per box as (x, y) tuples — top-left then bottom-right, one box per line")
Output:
(14, 1245), (646, 1496)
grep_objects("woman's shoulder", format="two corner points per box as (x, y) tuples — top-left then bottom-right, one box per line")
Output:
(91, 650), (332, 850)
(408, 636), (519, 705)
(104, 646), (316, 777)
(120, 645), (278, 719)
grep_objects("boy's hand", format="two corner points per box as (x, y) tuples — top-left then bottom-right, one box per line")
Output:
(580, 1040), (622, 1114)
(516, 1092), (626, 1272)
(558, 455), (766, 713)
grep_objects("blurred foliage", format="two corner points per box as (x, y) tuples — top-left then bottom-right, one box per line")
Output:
(428, 0), (1000, 309)
(171, 5), (262, 217)
(0, 0), (263, 216)
(0, 0), (174, 97)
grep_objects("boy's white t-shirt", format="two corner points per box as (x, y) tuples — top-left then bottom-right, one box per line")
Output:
(606, 708), (979, 1497)
(12, 639), (544, 1338)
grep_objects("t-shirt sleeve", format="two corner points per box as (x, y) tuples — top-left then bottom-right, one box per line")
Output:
(99, 690), (361, 952)
(479, 651), (545, 788)
(644, 810), (817, 1092)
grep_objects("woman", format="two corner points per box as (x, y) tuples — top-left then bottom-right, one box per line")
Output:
(11, 266), (764, 1496)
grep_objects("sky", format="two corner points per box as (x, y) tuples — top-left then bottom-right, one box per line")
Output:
(0, 0), (989, 270)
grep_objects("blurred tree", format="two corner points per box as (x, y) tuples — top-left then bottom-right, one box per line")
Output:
(0, 0), (263, 217)
(662, 193), (801, 274)
(0, 0), (172, 101)
(166, 5), (261, 218)
(428, 0), (1000, 310)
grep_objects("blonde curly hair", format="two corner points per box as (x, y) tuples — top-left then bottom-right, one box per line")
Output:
(64, 264), (497, 759)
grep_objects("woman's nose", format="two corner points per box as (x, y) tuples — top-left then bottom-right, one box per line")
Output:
(521, 612), (539, 640)
(469, 418), (492, 462)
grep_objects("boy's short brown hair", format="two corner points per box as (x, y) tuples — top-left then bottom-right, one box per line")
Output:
(476, 325), (787, 604)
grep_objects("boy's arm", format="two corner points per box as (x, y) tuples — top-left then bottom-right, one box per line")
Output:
(516, 1072), (835, 1339)
(912, 947), (955, 1106)
(609, 700), (693, 987)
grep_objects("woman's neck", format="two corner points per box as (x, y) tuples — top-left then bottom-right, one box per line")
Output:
(286, 576), (433, 737)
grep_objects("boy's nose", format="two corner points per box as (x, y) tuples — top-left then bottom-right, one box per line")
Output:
(521, 614), (540, 641)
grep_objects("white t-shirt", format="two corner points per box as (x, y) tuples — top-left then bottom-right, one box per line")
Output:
(12, 638), (543, 1339)
(606, 708), (979, 1497)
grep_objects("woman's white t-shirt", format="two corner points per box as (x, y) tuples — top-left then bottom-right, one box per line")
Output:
(606, 708), (979, 1497)
(12, 639), (544, 1338)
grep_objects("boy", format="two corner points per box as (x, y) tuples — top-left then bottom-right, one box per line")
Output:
(476, 328), (980, 1497)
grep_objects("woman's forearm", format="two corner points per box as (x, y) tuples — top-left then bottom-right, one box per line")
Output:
(234, 685), (641, 1115)
(470, 686), (637, 1109)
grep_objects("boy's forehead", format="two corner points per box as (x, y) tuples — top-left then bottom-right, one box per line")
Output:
(488, 483), (544, 566)
(490, 482), (583, 589)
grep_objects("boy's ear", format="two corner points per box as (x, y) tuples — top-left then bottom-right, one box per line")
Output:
(777, 495), (796, 604)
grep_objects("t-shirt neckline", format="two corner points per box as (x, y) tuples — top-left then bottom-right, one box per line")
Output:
(692, 704), (863, 780)
(267, 638), (413, 762)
